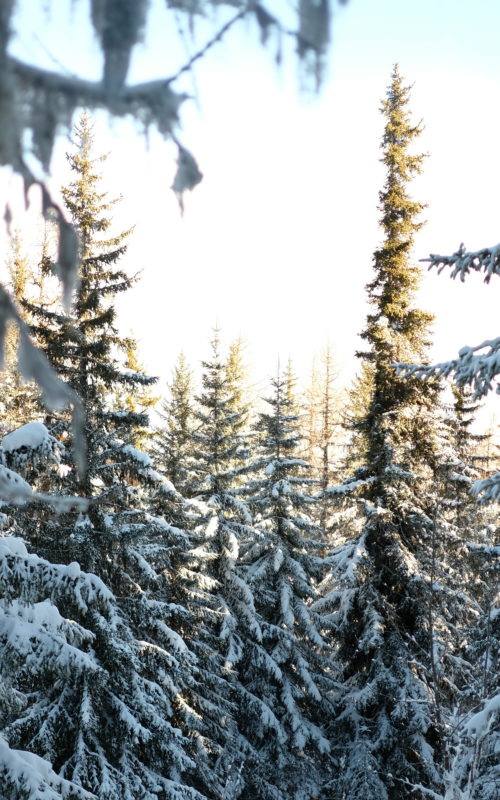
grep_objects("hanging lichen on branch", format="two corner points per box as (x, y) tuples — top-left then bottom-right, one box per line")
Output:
(0, 0), (345, 459)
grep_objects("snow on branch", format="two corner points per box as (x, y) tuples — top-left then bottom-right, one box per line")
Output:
(0, 288), (86, 477)
(471, 472), (500, 505)
(464, 692), (500, 736)
(0, 735), (95, 800)
(0, 423), (89, 509)
(0, 462), (88, 510)
(394, 337), (500, 400)
(395, 239), (500, 504)
(323, 475), (377, 496)
(424, 241), (500, 283)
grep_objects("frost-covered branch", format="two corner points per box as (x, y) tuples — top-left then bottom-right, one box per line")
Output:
(471, 472), (500, 504)
(0, 288), (86, 477)
(424, 242), (500, 283)
(396, 240), (500, 504)
(394, 337), (500, 400)
(0, 736), (95, 800)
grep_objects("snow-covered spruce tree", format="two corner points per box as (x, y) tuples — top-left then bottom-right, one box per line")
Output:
(343, 361), (375, 473)
(316, 66), (458, 800)
(0, 515), (106, 800)
(182, 330), (268, 791)
(436, 386), (491, 556)
(191, 329), (252, 501)
(237, 371), (333, 800)
(451, 535), (500, 800)
(13, 116), (214, 799)
(0, 427), (214, 800)
(429, 389), (498, 749)
(434, 390), (500, 800)
(24, 111), (159, 564)
(153, 352), (198, 498)
(0, 494), (207, 800)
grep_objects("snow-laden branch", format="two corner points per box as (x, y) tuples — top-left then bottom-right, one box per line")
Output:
(396, 239), (500, 504)
(0, 463), (88, 510)
(322, 475), (377, 496)
(471, 471), (500, 504)
(424, 241), (500, 283)
(394, 342), (500, 503)
(0, 422), (88, 508)
(0, 288), (87, 477)
(394, 337), (500, 399)
(0, 736), (95, 800)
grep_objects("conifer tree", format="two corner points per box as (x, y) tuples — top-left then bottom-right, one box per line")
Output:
(317, 66), (454, 800)
(189, 330), (258, 658)
(24, 111), (158, 559)
(343, 361), (375, 472)
(315, 347), (341, 533)
(13, 114), (209, 800)
(180, 331), (268, 792)
(239, 371), (332, 800)
(0, 528), (104, 800)
(154, 352), (197, 497)
(191, 329), (250, 500)
(437, 388), (500, 800)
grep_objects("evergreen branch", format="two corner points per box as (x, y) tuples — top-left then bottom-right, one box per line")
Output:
(424, 242), (500, 283)
(394, 337), (500, 399)
(393, 777), (443, 799)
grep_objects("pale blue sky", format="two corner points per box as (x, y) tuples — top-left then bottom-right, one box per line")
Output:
(5, 0), (500, 411)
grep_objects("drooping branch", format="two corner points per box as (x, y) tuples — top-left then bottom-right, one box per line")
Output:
(394, 337), (500, 400)
(0, 285), (86, 478)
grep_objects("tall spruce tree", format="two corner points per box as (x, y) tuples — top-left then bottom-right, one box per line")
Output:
(179, 330), (270, 795)
(317, 66), (453, 800)
(239, 371), (332, 800)
(189, 330), (259, 664)
(28, 112), (155, 486)
(12, 114), (212, 800)
(24, 112), (159, 561)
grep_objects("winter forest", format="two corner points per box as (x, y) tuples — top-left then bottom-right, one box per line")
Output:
(0, 2), (499, 800)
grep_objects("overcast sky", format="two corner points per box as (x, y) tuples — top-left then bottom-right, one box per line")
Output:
(4, 0), (500, 417)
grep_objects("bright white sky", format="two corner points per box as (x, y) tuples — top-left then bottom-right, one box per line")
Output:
(3, 0), (500, 417)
